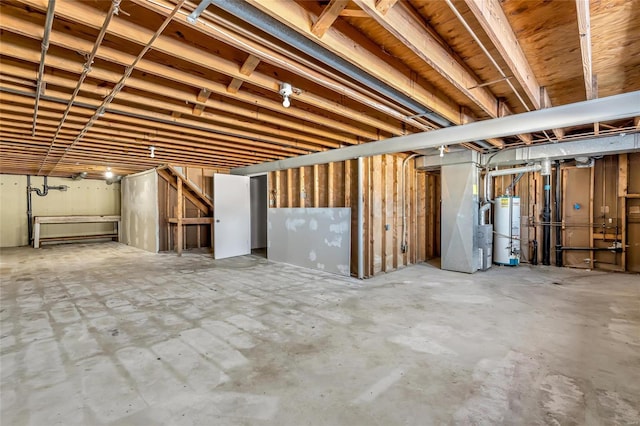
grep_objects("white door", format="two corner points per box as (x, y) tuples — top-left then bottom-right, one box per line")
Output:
(213, 174), (251, 259)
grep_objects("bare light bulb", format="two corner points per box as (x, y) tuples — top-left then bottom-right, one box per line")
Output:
(149, 146), (155, 158)
(282, 96), (290, 108)
(105, 168), (113, 179)
(439, 145), (445, 158)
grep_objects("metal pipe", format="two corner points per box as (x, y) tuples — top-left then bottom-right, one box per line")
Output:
(554, 161), (563, 266)
(32, 0), (56, 137)
(38, 0), (120, 175)
(557, 246), (622, 252)
(232, 91), (640, 175)
(484, 164), (542, 205)
(27, 175), (33, 244)
(401, 153), (418, 253)
(211, 0), (451, 128)
(186, 0), (212, 23)
(542, 173), (551, 265)
(445, 0), (531, 112)
(357, 157), (364, 279)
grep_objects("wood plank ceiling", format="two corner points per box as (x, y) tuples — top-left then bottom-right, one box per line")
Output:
(1, 0), (638, 178)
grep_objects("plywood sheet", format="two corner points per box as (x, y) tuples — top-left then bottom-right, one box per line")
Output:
(562, 168), (591, 268)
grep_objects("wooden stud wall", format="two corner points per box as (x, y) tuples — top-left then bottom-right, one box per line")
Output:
(157, 166), (221, 253)
(268, 154), (440, 277)
(492, 153), (639, 272)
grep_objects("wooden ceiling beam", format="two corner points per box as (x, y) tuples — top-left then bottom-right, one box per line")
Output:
(0, 135), (244, 170)
(0, 91), (312, 156)
(540, 87), (565, 140)
(0, 107), (286, 159)
(375, 0), (399, 15)
(134, 0), (433, 133)
(353, 0), (499, 118)
(463, 0), (541, 110)
(311, 0), (349, 38)
(227, 54), (260, 94)
(634, 117), (640, 130)
(0, 92), (311, 157)
(0, 20), (356, 147)
(192, 88), (211, 116)
(339, 9), (369, 18)
(0, 114), (281, 162)
(0, 53), (337, 152)
(246, 0), (465, 125)
(9, 1), (399, 139)
(575, 0), (595, 100)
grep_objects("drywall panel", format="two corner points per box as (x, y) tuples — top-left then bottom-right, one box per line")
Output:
(268, 208), (351, 276)
(251, 175), (267, 249)
(0, 175), (121, 248)
(0, 174), (28, 247)
(121, 170), (159, 253)
(441, 163), (479, 273)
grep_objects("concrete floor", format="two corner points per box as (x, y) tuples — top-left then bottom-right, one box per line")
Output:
(1, 242), (639, 426)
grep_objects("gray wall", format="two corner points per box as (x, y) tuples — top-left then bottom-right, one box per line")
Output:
(441, 163), (479, 273)
(121, 169), (158, 253)
(268, 208), (351, 276)
(250, 175), (267, 249)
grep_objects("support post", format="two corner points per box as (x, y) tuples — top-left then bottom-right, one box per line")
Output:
(554, 161), (563, 266)
(357, 157), (364, 279)
(542, 174), (551, 265)
(176, 177), (183, 256)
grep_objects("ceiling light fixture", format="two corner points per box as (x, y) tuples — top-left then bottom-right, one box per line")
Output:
(439, 145), (446, 158)
(149, 145), (155, 158)
(104, 167), (113, 179)
(279, 82), (293, 108)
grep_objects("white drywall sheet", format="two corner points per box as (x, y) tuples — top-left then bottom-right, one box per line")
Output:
(268, 208), (351, 276)
(121, 169), (158, 253)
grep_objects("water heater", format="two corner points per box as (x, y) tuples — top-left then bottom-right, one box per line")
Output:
(493, 196), (521, 266)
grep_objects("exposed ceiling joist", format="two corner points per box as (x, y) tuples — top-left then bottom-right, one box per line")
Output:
(246, 0), (466, 125)
(575, 0), (595, 100)
(227, 54), (260, 93)
(132, 0), (436, 133)
(311, 0), (349, 38)
(353, 0), (500, 118)
(375, 0), (398, 15)
(11, 0), (397, 140)
(462, 0), (541, 110)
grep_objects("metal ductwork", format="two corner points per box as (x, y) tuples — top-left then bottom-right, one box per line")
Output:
(233, 91), (640, 175)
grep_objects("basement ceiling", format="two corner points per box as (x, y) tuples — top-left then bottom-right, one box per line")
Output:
(0, 0), (639, 178)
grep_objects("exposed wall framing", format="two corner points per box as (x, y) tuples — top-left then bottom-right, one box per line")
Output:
(491, 153), (639, 272)
(157, 165), (219, 254)
(268, 154), (440, 278)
